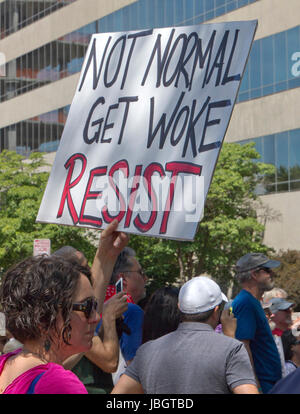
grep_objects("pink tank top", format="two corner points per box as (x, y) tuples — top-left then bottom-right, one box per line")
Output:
(0, 349), (88, 394)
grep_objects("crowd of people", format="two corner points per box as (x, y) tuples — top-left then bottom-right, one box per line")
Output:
(0, 220), (299, 394)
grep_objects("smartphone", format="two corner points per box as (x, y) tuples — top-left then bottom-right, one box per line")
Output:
(224, 300), (233, 315)
(115, 278), (123, 293)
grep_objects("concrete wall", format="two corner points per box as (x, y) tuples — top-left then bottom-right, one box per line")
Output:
(225, 88), (300, 143)
(258, 191), (300, 251)
(0, 73), (80, 128)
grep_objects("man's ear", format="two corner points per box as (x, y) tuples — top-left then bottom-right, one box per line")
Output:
(212, 305), (220, 321)
(250, 269), (257, 281)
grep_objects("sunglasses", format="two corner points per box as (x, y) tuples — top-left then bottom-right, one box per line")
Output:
(257, 267), (273, 274)
(123, 269), (147, 278)
(72, 297), (98, 319)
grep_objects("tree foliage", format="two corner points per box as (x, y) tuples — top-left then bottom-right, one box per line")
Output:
(272, 250), (300, 310)
(131, 142), (275, 296)
(0, 150), (97, 273)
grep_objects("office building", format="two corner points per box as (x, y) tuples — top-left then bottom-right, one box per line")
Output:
(0, 0), (299, 251)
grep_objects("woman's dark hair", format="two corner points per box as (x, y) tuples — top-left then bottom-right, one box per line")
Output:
(0, 255), (91, 346)
(281, 330), (298, 361)
(142, 286), (180, 344)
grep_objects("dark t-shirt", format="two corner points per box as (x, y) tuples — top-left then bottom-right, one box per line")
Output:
(233, 289), (282, 392)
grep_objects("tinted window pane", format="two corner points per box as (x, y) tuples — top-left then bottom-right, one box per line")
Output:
(287, 26), (300, 81)
(262, 36), (274, 86)
(274, 31), (287, 83)
(276, 132), (289, 183)
(226, 1), (236, 13)
(249, 41), (261, 90)
(216, 0), (226, 15)
(239, 61), (249, 92)
(263, 135), (275, 165)
(175, 0), (184, 24)
(194, 0), (204, 23)
(289, 129), (300, 180)
(164, 0), (175, 26)
(184, 0), (195, 24)
(250, 138), (263, 159)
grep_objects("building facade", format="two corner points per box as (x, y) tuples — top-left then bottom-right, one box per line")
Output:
(0, 0), (299, 251)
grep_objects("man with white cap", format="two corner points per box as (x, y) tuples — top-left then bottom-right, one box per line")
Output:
(232, 253), (282, 394)
(111, 276), (258, 394)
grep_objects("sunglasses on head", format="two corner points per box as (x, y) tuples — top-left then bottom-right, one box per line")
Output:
(72, 297), (98, 319)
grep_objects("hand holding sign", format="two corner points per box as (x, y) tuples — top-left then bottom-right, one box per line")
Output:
(98, 218), (129, 261)
(91, 219), (129, 312)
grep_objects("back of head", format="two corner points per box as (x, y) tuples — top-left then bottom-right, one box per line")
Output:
(263, 288), (288, 303)
(178, 276), (227, 321)
(142, 286), (180, 344)
(281, 330), (298, 361)
(53, 246), (86, 266)
(0, 255), (90, 345)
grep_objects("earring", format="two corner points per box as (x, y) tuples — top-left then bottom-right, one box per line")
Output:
(44, 338), (51, 352)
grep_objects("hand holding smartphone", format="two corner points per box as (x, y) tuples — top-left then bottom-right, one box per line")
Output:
(115, 278), (123, 293)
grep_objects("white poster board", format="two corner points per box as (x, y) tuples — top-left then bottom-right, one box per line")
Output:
(0, 312), (5, 336)
(37, 21), (257, 240)
(33, 239), (51, 256)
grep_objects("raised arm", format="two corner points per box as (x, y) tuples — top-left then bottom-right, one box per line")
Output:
(91, 219), (129, 314)
(85, 292), (128, 372)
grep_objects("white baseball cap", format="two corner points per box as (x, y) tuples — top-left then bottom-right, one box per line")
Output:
(178, 276), (228, 314)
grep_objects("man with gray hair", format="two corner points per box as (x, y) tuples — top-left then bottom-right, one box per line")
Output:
(232, 253), (282, 394)
(112, 276), (259, 394)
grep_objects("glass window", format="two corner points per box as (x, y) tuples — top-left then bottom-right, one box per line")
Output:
(0, 0), (76, 40)
(175, 0), (184, 25)
(146, 0), (155, 29)
(114, 9), (123, 31)
(249, 41), (261, 92)
(226, 0), (236, 13)
(137, 0), (147, 28)
(274, 32), (287, 83)
(239, 60), (250, 93)
(130, 1), (139, 30)
(287, 26), (300, 80)
(263, 135), (275, 165)
(238, 0), (249, 7)
(204, 0), (214, 20)
(251, 138), (263, 159)
(261, 36), (274, 87)
(184, 0), (195, 25)
(194, 0), (204, 23)
(276, 132), (289, 187)
(289, 129), (300, 183)
(164, 0), (175, 26)
(155, 0), (165, 28)
(216, 0), (226, 15)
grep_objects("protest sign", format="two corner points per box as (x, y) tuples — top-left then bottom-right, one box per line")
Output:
(37, 21), (257, 240)
(0, 312), (5, 337)
(33, 239), (51, 256)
